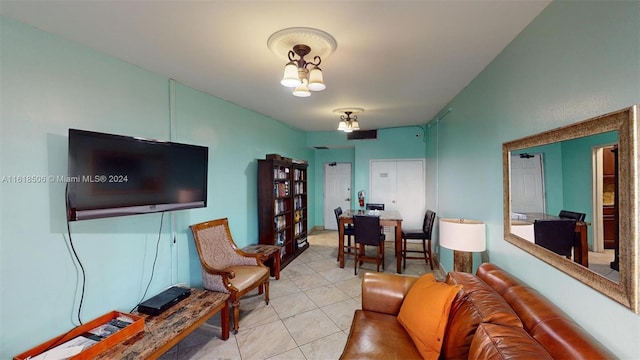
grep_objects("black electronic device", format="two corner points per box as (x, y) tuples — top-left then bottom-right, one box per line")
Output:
(137, 286), (191, 316)
(67, 128), (208, 221)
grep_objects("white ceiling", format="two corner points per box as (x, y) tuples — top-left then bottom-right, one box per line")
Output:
(0, 1), (550, 132)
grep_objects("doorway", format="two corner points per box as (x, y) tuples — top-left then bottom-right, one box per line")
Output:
(323, 162), (352, 230)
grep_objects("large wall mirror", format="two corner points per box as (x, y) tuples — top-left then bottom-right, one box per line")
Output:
(503, 105), (638, 313)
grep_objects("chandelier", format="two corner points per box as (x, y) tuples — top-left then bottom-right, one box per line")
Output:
(334, 108), (364, 132)
(268, 27), (337, 97)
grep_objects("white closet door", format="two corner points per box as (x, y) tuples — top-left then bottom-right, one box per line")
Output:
(370, 159), (426, 231)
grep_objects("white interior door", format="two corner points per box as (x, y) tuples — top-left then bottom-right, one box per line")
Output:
(370, 159), (426, 232)
(324, 162), (352, 230)
(510, 154), (545, 213)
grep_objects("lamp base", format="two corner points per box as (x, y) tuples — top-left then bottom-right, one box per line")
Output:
(453, 250), (473, 273)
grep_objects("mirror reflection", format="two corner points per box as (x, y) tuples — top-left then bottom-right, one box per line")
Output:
(509, 131), (619, 282)
(502, 105), (638, 313)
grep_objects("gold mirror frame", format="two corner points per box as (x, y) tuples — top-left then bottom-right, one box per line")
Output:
(503, 105), (638, 313)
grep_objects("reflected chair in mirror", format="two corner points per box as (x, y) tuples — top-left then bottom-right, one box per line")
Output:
(334, 207), (356, 261)
(353, 215), (386, 275)
(401, 209), (435, 270)
(190, 217), (270, 334)
(365, 203), (385, 210)
(533, 218), (578, 259)
(559, 210), (586, 222)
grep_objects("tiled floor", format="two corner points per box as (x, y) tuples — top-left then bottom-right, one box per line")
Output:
(158, 230), (435, 360)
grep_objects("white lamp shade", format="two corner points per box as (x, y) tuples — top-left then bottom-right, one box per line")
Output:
(292, 80), (311, 97)
(281, 62), (301, 87)
(307, 67), (326, 91)
(337, 120), (348, 131)
(439, 218), (486, 252)
(351, 120), (360, 130)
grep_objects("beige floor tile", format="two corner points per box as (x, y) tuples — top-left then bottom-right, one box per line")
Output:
(304, 284), (351, 308)
(298, 331), (349, 360)
(265, 347), (307, 360)
(236, 320), (298, 360)
(320, 298), (360, 330)
(268, 278), (302, 299)
(305, 258), (340, 272)
(282, 308), (341, 346)
(288, 273), (331, 291)
(281, 262), (316, 277)
(239, 301), (280, 330)
(179, 335), (241, 360)
(270, 291), (318, 318)
(318, 267), (357, 284)
(333, 277), (362, 299)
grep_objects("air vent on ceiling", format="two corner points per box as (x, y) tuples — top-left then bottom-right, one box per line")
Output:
(347, 130), (377, 140)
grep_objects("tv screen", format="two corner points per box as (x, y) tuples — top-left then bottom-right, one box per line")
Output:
(67, 129), (208, 221)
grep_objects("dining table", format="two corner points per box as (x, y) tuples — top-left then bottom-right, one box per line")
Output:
(338, 209), (404, 273)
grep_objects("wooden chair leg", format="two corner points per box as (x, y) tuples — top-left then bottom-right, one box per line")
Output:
(427, 239), (434, 269)
(264, 279), (270, 305)
(232, 299), (240, 334)
(258, 284), (264, 295)
(376, 246), (380, 272)
(354, 244), (358, 275)
(402, 237), (407, 270)
(381, 241), (385, 270)
(422, 239), (429, 264)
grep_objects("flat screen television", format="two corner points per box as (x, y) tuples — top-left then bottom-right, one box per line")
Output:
(67, 129), (208, 221)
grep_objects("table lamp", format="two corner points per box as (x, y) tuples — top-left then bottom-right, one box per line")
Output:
(440, 218), (486, 273)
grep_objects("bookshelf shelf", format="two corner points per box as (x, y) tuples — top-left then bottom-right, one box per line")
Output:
(258, 157), (308, 268)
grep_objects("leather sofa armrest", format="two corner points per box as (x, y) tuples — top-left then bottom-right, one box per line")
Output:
(362, 272), (418, 315)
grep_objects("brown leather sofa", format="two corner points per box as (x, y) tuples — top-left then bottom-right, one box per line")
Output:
(340, 263), (615, 359)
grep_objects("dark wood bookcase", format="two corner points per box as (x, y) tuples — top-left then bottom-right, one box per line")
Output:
(258, 157), (308, 268)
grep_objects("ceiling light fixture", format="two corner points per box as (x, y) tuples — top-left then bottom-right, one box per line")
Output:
(334, 108), (364, 132)
(268, 27), (337, 98)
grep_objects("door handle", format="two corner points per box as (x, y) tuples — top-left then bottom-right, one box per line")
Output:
(345, 198), (351, 201)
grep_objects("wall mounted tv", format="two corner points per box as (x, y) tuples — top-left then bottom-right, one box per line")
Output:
(67, 129), (208, 221)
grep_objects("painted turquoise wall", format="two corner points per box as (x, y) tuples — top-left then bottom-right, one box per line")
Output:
(428, 1), (639, 358)
(0, 16), (312, 358)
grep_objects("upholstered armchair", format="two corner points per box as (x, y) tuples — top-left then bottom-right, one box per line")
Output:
(190, 218), (270, 334)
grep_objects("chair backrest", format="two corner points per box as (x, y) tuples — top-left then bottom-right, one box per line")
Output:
(423, 210), (436, 237)
(558, 210), (586, 222)
(533, 219), (577, 257)
(334, 207), (343, 226)
(365, 203), (385, 210)
(190, 218), (256, 271)
(354, 215), (383, 246)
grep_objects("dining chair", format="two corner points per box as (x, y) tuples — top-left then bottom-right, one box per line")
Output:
(533, 218), (577, 259)
(353, 215), (386, 275)
(401, 209), (435, 270)
(190, 217), (270, 334)
(334, 207), (356, 261)
(365, 203), (385, 210)
(558, 209), (586, 222)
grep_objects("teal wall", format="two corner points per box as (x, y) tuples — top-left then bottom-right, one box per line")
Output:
(427, 1), (639, 358)
(0, 16), (312, 358)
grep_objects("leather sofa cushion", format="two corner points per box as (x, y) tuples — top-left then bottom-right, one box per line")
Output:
(469, 323), (553, 359)
(340, 310), (422, 360)
(503, 286), (615, 360)
(442, 272), (523, 360)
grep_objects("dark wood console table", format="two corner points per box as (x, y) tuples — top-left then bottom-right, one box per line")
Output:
(95, 288), (229, 359)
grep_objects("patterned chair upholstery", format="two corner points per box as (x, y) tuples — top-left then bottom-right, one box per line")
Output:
(190, 217), (270, 334)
